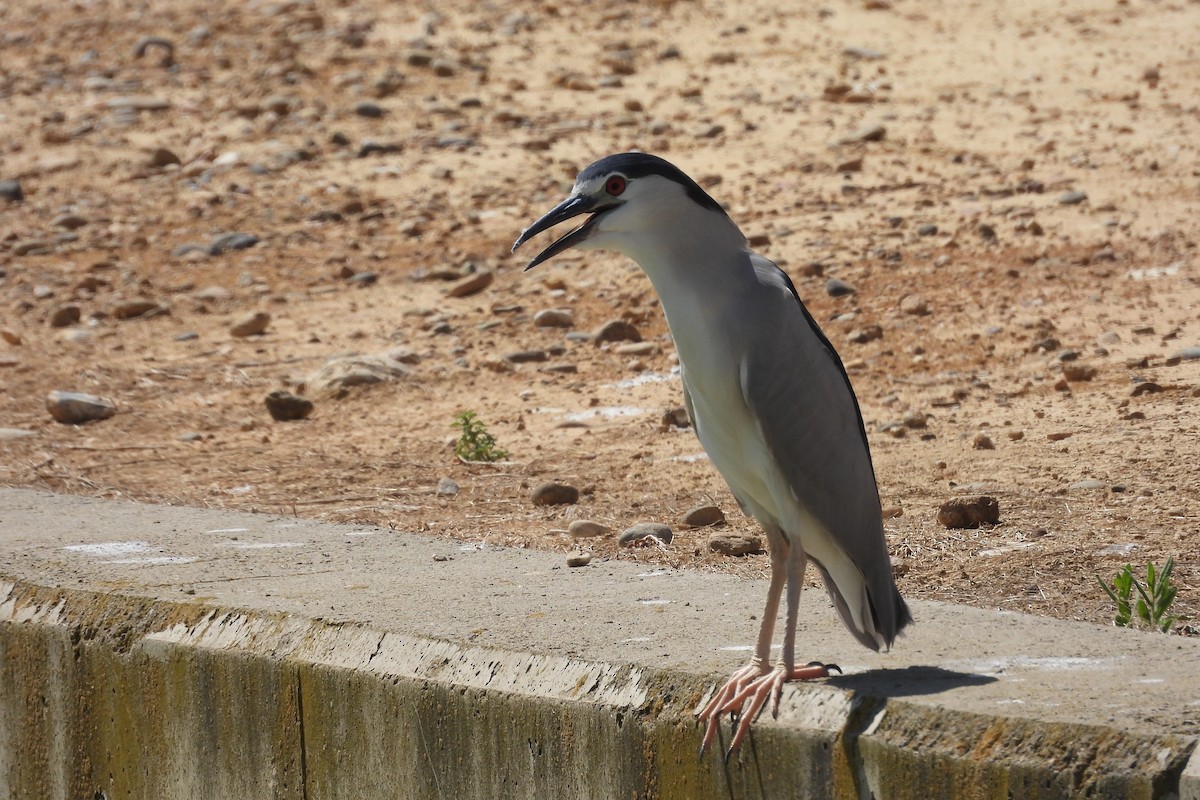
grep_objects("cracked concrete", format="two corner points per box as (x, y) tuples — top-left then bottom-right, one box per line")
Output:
(0, 488), (1197, 799)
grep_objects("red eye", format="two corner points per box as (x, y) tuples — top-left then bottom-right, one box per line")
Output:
(605, 175), (627, 196)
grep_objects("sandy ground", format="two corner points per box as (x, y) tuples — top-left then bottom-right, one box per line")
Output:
(1, 0), (1198, 632)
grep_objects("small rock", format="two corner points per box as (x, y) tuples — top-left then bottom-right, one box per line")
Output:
(569, 520), (611, 539)
(177, 432), (203, 442)
(447, 269), (494, 298)
(1069, 479), (1106, 491)
(209, 232), (260, 255)
(0, 180), (23, 203)
(1059, 190), (1088, 205)
(619, 522), (673, 547)
(0, 428), (38, 440)
(972, 433), (995, 450)
(1008, 430), (1025, 441)
(172, 243), (210, 259)
(13, 240), (51, 256)
(659, 406), (691, 431)
(899, 294), (929, 315)
(264, 390), (313, 421)
(1047, 431), (1074, 441)
(593, 319), (642, 344)
(848, 325), (883, 344)
(49, 305), (81, 328)
(936, 496), (1000, 529)
(230, 311), (271, 337)
(566, 551), (592, 568)
(506, 349), (548, 364)
(708, 532), (763, 556)
(149, 147), (182, 167)
(0, 328), (21, 345)
(531, 482), (579, 506)
(534, 309), (574, 328)
(683, 505), (726, 528)
(917, 223), (938, 236)
(836, 156), (864, 173)
(839, 123), (886, 143)
(112, 299), (164, 320)
(52, 214), (87, 230)
(826, 278), (857, 297)
(46, 390), (117, 424)
(1062, 363), (1097, 382)
(354, 101), (385, 118)
(347, 271), (378, 287)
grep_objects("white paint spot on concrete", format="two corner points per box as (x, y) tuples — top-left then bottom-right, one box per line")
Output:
(64, 541), (151, 556)
(671, 452), (709, 463)
(637, 570), (666, 578)
(563, 406), (648, 423)
(228, 542), (303, 549)
(638, 598), (672, 606)
(720, 644), (782, 652)
(346, 530), (382, 537)
(206, 528), (249, 534)
(103, 556), (197, 565)
(1137, 678), (1165, 684)
(621, 637), (653, 643)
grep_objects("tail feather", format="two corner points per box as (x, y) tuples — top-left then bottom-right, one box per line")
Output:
(812, 559), (912, 652)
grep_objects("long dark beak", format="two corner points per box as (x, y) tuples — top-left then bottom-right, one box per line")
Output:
(511, 193), (603, 271)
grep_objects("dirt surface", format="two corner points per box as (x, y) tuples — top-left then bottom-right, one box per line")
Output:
(1, 0), (1198, 631)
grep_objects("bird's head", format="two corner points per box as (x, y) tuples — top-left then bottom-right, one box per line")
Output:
(511, 152), (730, 270)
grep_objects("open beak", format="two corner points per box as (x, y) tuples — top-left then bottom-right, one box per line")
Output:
(511, 193), (609, 271)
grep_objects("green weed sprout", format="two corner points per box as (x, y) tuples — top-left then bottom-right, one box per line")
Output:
(1096, 557), (1179, 633)
(452, 411), (509, 463)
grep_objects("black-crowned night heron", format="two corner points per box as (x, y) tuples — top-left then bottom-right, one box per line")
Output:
(512, 153), (911, 758)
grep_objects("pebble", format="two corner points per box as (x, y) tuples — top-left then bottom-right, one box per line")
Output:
(175, 331), (199, 342)
(683, 505), (726, 528)
(177, 432), (203, 442)
(0, 328), (20, 345)
(615, 342), (658, 357)
(531, 482), (579, 506)
(304, 353), (409, 395)
(593, 319), (642, 344)
(46, 390), (117, 424)
(972, 433), (995, 450)
(566, 551), (592, 568)
(836, 156), (864, 173)
(0, 180), (23, 203)
(917, 223), (938, 236)
(1062, 363), (1097, 382)
(568, 519), (611, 539)
(534, 309), (574, 328)
(13, 240), (52, 256)
(112, 299), (164, 320)
(1130, 381), (1162, 397)
(659, 406), (691, 431)
(848, 325), (883, 344)
(230, 311), (271, 337)
(899, 294), (929, 315)
(209, 232), (260, 255)
(436, 478), (460, 497)
(506, 349), (548, 364)
(826, 278), (857, 297)
(447, 269), (494, 298)
(1047, 431), (1073, 442)
(52, 214), (87, 230)
(708, 532), (763, 556)
(149, 147), (182, 167)
(49, 305), (81, 328)
(1059, 190), (1088, 205)
(106, 96), (171, 112)
(936, 496), (1000, 529)
(354, 101), (385, 118)
(1069, 479), (1106, 491)
(839, 123), (886, 143)
(0, 428), (38, 440)
(264, 390), (313, 421)
(619, 522), (673, 547)
(172, 243), (210, 259)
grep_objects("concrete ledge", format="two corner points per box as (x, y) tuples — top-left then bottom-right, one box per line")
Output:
(0, 489), (1196, 799)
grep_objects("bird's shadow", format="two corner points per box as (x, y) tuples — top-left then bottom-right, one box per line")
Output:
(823, 664), (997, 696)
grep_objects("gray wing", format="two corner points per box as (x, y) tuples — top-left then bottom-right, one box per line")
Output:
(740, 255), (909, 643)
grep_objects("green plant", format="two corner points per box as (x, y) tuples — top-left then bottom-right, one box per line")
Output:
(1096, 557), (1179, 633)
(452, 411), (509, 462)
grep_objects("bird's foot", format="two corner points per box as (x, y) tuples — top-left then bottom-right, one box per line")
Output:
(696, 660), (840, 759)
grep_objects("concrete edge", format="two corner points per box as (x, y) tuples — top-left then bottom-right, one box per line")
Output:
(2, 577), (1196, 799)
